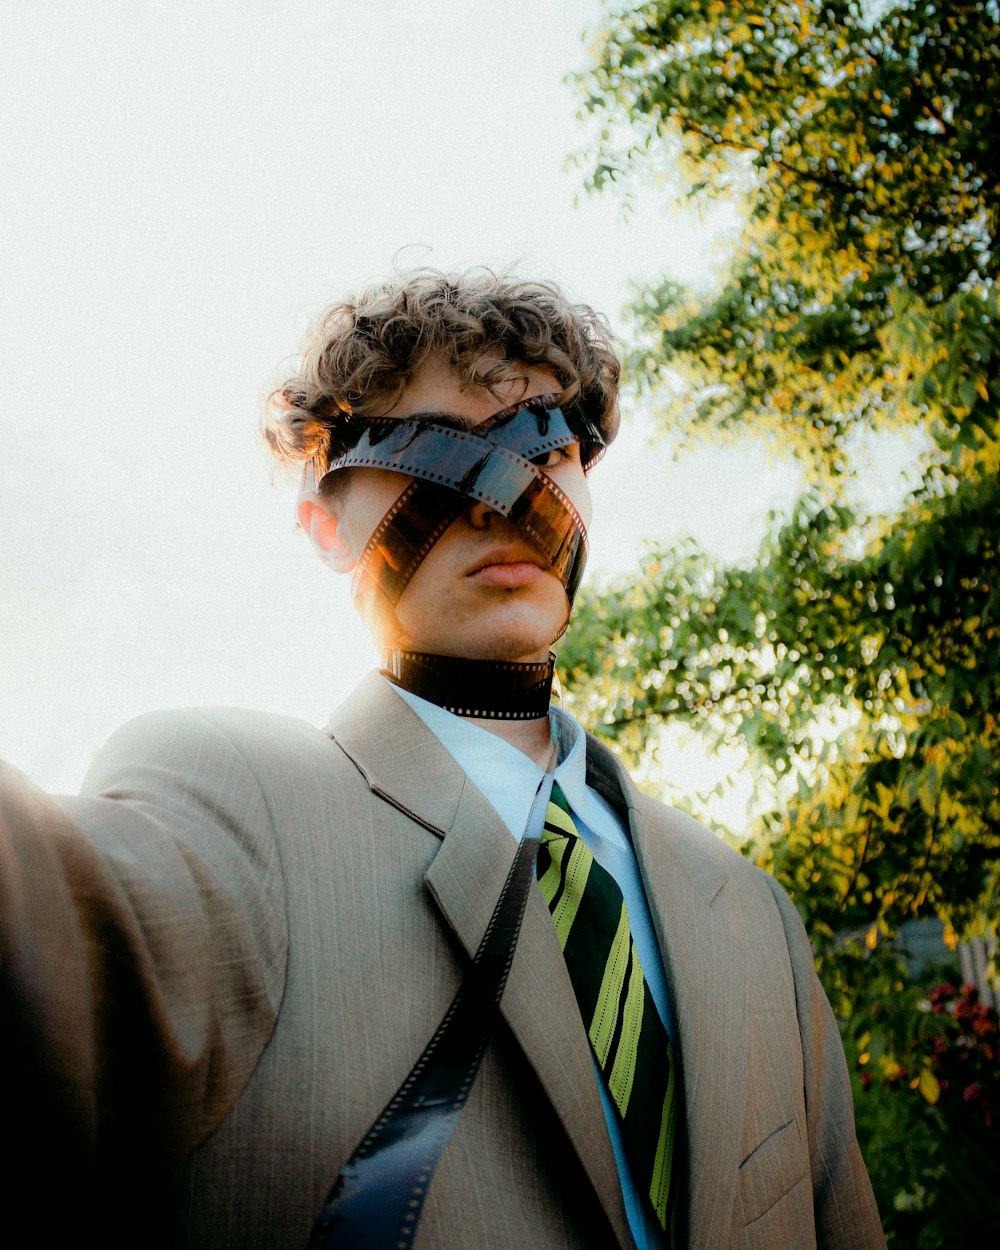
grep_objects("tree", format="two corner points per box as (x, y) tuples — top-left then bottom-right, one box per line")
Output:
(563, 5), (999, 1233)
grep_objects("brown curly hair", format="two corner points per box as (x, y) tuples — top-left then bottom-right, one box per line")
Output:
(262, 268), (621, 480)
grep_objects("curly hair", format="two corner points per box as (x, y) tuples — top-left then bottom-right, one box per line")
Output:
(262, 268), (621, 480)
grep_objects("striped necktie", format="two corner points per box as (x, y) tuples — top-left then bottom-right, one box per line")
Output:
(536, 783), (679, 1242)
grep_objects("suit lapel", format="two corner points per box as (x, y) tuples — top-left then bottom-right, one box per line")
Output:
(327, 671), (467, 836)
(328, 676), (633, 1249)
(586, 736), (750, 1250)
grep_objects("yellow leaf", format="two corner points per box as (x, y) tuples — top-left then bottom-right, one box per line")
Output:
(918, 1068), (941, 1105)
(943, 922), (958, 950)
(747, 14), (765, 25)
(977, 379), (990, 401)
(865, 923), (878, 950)
(917, 772), (937, 816)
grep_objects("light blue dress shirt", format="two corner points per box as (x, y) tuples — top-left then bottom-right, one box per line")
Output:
(391, 682), (673, 1250)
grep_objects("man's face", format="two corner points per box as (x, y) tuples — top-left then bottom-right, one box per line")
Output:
(325, 357), (593, 663)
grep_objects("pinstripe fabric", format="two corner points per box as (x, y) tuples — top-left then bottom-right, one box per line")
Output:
(537, 784), (679, 1243)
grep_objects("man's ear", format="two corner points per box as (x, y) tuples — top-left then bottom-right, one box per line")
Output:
(298, 496), (356, 575)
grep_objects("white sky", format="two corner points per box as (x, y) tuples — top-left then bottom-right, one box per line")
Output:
(1, 0), (850, 806)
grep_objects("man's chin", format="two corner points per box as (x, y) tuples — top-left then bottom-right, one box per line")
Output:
(381, 596), (569, 662)
(472, 641), (554, 664)
(405, 640), (554, 664)
(391, 628), (558, 665)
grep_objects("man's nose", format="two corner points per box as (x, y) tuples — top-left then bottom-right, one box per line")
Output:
(467, 498), (504, 529)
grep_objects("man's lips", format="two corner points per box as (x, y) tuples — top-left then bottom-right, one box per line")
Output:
(467, 549), (547, 588)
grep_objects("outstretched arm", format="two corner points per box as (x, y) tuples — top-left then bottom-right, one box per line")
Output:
(0, 710), (288, 1233)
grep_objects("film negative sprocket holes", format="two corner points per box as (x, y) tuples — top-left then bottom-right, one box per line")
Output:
(316, 397), (602, 631)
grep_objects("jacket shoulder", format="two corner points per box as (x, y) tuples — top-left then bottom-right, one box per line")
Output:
(95, 704), (330, 755)
(81, 705), (336, 796)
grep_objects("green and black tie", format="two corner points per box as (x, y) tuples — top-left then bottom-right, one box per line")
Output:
(536, 783), (679, 1242)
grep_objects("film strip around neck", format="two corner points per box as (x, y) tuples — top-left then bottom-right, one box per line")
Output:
(381, 650), (556, 720)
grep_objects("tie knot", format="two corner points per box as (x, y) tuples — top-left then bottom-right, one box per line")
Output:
(544, 782), (579, 843)
(549, 780), (571, 814)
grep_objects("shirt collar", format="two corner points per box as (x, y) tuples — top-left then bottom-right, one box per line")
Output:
(388, 680), (593, 839)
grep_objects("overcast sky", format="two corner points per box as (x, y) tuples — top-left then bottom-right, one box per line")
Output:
(2, 1), (811, 801)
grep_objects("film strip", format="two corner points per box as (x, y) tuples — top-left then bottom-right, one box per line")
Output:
(381, 650), (556, 719)
(318, 401), (598, 630)
(474, 395), (606, 471)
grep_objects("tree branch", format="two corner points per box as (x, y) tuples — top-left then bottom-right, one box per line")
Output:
(679, 116), (857, 196)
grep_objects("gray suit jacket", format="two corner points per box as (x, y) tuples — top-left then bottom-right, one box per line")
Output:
(0, 674), (884, 1249)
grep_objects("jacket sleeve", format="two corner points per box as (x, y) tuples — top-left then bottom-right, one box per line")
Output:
(763, 875), (886, 1250)
(0, 709), (288, 1213)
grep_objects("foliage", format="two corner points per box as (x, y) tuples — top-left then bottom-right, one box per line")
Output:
(863, 979), (1000, 1129)
(846, 975), (1000, 1247)
(578, 0), (999, 473)
(564, 0), (1000, 944)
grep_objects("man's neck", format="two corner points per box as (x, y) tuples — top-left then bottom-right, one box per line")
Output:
(464, 713), (556, 769)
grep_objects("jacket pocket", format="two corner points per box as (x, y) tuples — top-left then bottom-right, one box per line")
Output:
(739, 1117), (806, 1226)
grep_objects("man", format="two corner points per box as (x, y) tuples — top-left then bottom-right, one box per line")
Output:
(0, 270), (884, 1249)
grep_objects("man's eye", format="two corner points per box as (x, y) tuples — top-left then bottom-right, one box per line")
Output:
(529, 447), (570, 469)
